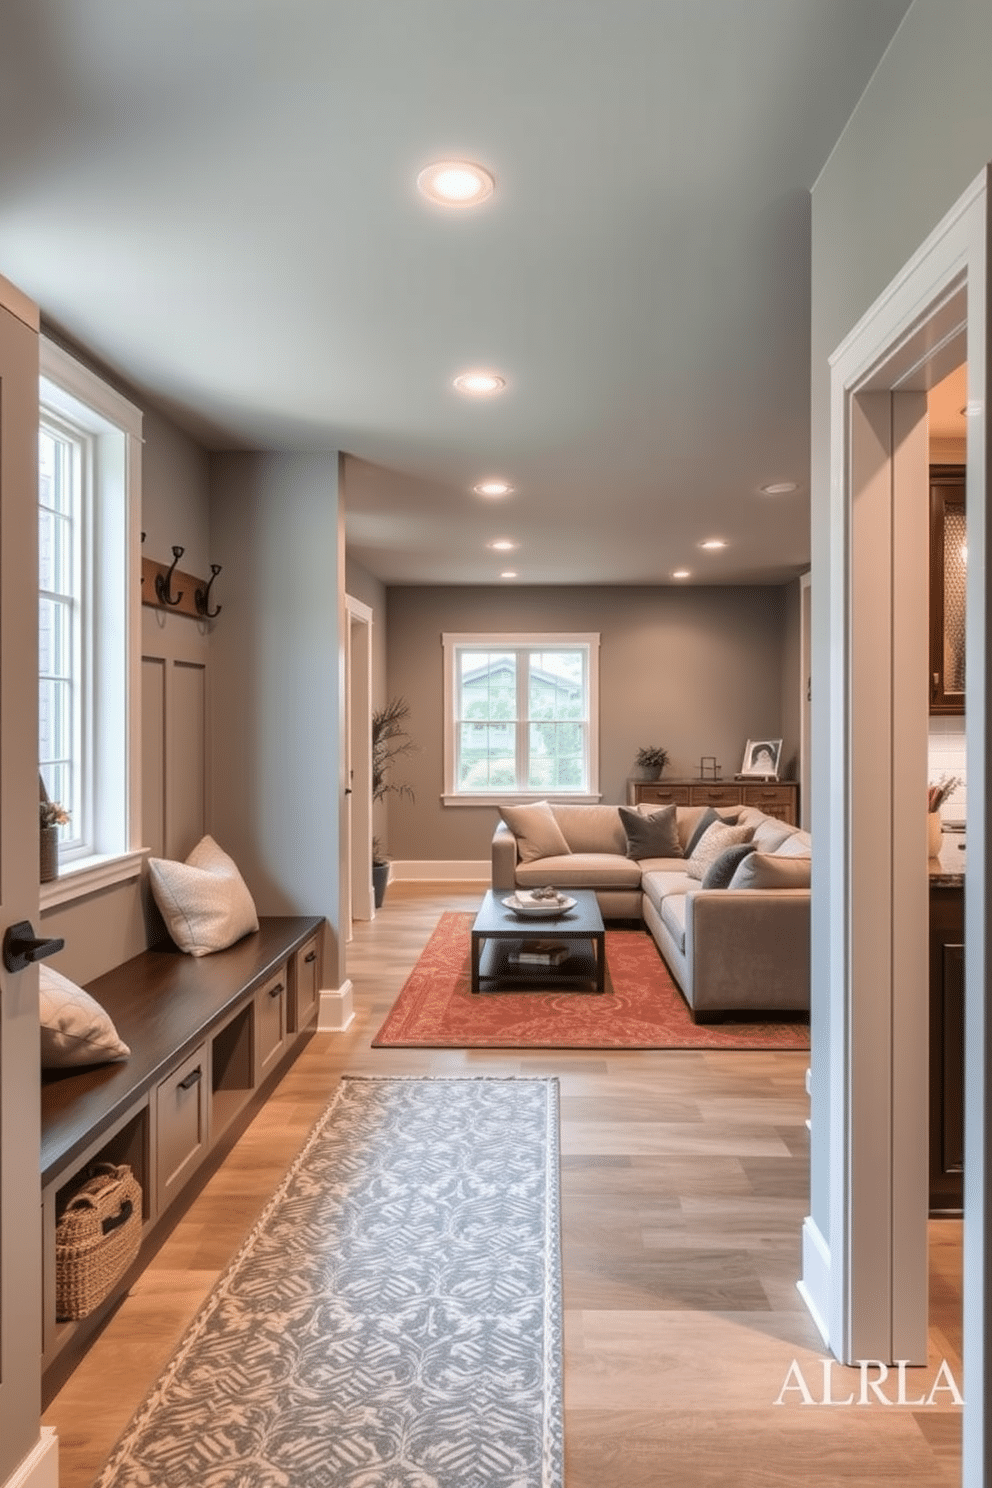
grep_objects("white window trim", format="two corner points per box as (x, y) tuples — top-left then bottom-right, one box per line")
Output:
(40, 338), (143, 898)
(441, 631), (601, 806)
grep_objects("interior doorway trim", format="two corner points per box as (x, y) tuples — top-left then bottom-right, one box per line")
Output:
(805, 165), (989, 1477)
(345, 595), (374, 928)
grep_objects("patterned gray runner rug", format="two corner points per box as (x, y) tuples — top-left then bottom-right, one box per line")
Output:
(96, 1075), (563, 1488)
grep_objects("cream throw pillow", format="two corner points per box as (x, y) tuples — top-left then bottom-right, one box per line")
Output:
(498, 801), (572, 863)
(149, 835), (259, 956)
(40, 965), (130, 1068)
(686, 821), (754, 880)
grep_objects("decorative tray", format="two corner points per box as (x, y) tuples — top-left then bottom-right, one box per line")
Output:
(502, 892), (577, 918)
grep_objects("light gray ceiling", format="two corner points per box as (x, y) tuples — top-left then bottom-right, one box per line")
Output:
(0, 1), (912, 586)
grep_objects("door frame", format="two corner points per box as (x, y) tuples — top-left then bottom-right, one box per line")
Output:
(345, 594), (374, 928)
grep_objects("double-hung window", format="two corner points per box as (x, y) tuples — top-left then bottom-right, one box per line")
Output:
(442, 633), (599, 803)
(39, 339), (143, 897)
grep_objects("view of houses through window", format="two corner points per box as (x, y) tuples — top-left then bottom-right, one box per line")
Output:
(39, 417), (85, 852)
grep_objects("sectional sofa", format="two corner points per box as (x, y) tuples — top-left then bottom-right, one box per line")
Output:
(491, 800), (810, 1019)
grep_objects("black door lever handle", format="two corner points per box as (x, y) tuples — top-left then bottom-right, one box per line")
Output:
(3, 921), (66, 973)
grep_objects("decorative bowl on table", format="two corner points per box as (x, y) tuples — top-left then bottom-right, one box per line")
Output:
(502, 888), (577, 918)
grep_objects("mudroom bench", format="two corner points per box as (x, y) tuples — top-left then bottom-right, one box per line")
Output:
(40, 915), (324, 1399)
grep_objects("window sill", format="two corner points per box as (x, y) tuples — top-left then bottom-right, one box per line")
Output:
(40, 849), (147, 910)
(441, 792), (602, 807)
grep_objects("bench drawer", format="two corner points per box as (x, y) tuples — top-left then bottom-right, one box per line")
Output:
(291, 936), (320, 1031)
(156, 1044), (208, 1210)
(255, 969), (288, 1078)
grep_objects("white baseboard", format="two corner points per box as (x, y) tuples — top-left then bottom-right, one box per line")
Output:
(389, 860), (490, 882)
(317, 980), (355, 1031)
(797, 1215), (831, 1348)
(3, 1430), (58, 1488)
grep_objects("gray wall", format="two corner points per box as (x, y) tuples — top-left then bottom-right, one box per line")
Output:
(384, 582), (799, 862)
(808, 0), (992, 1295)
(210, 452), (344, 982)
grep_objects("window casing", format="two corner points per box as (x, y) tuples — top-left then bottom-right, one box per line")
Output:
(442, 633), (600, 803)
(39, 339), (143, 901)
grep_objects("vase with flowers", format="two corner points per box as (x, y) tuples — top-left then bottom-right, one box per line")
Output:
(927, 774), (960, 858)
(40, 797), (70, 883)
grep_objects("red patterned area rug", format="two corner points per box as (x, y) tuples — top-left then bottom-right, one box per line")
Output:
(372, 912), (810, 1051)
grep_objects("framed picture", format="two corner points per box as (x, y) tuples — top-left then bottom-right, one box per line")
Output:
(740, 739), (782, 778)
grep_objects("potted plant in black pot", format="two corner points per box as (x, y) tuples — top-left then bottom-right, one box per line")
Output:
(635, 745), (669, 780)
(371, 696), (417, 907)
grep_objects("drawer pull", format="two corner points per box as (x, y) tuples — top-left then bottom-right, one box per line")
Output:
(304, 951), (317, 965)
(269, 982), (285, 999)
(178, 1067), (202, 1091)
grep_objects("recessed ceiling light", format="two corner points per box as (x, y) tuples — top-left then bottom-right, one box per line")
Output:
(488, 539), (517, 552)
(417, 160), (495, 207)
(760, 481), (799, 495)
(672, 569), (691, 579)
(700, 539), (727, 550)
(500, 570), (518, 579)
(473, 480), (514, 497)
(453, 370), (506, 396)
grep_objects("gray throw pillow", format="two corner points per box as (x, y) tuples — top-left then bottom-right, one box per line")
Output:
(684, 805), (741, 858)
(701, 841), (756, 889)
(619, 804), (682, 860)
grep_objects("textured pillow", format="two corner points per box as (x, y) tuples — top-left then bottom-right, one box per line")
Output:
(498, 801), (571, 863)
(149, 835), (259, 956)
(39, 965), (130, 1068)
(686, 821), (754, 880)
(619, 804), (682, 860)
(701, 841), (757, 889)
(683, 805), (742, 858)
(728, 851), (812, 890)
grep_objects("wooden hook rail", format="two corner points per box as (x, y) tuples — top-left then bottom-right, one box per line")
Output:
(141, 554), (222, 621)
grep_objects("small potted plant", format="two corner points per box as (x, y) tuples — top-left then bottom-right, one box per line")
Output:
(371, 697), (418, 907)
(40, 797), (70, 883)
(635, 745), (669, 781)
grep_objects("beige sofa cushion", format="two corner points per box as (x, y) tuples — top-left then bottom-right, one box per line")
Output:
(516, 852), (641, 889)
(498, 800), (572, 863)
(660, 892), (688, 954)
(640, 868), (695, 915)
(552, 803), (628, 855)
(728, 851), (811, 890)
(686, 822), (754, 880)
(773, 830), (812, 858)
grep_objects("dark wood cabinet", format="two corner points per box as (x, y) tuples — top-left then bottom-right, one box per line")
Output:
(929, 882), (964, 1215)
(627, 778), (799, 826)
(930, 464), (966, 715)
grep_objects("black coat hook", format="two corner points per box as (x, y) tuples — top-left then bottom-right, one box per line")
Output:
(155, 546), (185, 606)
(195, 563), (222, 619)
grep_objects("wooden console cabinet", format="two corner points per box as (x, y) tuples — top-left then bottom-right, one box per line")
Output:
(627, 778), (799, 826)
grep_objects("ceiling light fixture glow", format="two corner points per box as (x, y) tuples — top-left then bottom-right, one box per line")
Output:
(473, 480), (514, 497)
(672, 569), (691, 580)
(417, 160), (495, 207)
(500, 570), (518, 579)
(700, 539), (727, 550)
(488, 539), (517, 552)
(760, 481), (799, 495)
(453, 370), (506, 396)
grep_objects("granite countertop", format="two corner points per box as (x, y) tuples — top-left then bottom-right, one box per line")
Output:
(930, 824), (965, 887)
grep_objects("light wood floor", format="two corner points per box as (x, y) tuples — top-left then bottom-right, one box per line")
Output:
(45, 883), (963, 1486)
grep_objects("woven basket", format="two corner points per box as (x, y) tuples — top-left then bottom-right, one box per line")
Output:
(56, 1162), (143, 1320)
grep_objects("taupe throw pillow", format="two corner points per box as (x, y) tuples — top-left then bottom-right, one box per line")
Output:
(498, 800), (572, 863)
(728, 852), (811, 890)
(619, 804), (682, 860)
(686, 821), (754, 880)
(39, 965), (130, 1068)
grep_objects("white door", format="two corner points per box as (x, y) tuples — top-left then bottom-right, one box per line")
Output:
(0, 278), (48, 1482)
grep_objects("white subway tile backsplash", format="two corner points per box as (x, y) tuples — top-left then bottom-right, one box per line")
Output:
(929, 717), (966, 822)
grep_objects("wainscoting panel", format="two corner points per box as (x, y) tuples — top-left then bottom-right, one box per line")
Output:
(142, 607), (210, 867)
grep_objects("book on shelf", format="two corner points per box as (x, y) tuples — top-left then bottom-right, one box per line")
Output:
(508, 939), (571, 967)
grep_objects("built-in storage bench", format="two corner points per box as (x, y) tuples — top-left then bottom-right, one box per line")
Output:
(40, 915), (323, 1401)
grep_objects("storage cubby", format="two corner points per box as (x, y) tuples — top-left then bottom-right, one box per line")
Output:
(211, 1003), (254, 1137)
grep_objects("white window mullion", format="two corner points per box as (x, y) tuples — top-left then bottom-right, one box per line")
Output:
(516, 652), (530, 791)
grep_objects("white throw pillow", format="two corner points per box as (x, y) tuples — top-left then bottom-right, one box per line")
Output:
(149, 835), (259, 956)
(40, 965), (130, 1068)
(686, 821), (754, 881)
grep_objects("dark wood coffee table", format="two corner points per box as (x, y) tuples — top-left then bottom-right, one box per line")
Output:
(470, 888), (606, 994)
